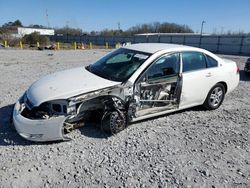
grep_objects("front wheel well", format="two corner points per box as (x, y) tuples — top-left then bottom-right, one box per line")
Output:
(217, 81), (227, 93)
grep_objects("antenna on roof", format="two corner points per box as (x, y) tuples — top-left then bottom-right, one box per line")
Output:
(46, 9), (50, 28)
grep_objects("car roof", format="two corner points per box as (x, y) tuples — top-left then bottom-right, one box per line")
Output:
(123, 43), (201, 54)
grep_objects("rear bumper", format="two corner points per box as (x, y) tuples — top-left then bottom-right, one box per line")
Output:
(13, 100), (67, 142)
(227, 73), (240, 94)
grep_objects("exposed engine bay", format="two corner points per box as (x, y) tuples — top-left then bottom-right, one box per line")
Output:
(19, 87), (129, 139)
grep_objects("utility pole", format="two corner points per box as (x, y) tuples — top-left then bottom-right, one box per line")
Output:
(46, 9), (50, 28)
(200, 20), (206, 35)
(221, 27), (224, 35)
(117, 22), (121, 30)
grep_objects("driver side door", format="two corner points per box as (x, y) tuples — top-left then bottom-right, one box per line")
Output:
(134, 53), (182, 117)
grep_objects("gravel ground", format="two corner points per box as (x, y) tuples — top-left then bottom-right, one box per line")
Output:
(0, 49), (249, 188)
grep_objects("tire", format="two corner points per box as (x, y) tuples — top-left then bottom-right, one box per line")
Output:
(203, 83), (225, 110)
(101, 111), (127, 134)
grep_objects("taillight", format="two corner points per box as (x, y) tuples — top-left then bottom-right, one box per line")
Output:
(236, 65), (240, 74)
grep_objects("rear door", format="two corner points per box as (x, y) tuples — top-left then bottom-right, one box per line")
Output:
(180, 51), (219, 108)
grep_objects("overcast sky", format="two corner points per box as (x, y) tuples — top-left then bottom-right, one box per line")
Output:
(0, 0), (249, 33)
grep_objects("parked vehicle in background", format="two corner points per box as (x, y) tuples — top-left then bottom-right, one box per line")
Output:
(244, 58), (250, 74)
(12, 43), (240, 142)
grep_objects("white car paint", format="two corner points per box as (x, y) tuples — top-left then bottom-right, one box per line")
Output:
(12, 43), (240, 142)
(180, 60), (224, 108)
(13, 100), (66, 141)
(27, 67), (121, 107)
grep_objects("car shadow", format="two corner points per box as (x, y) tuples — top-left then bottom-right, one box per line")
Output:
(240, 70), (250, 81)
(81, 106), (206, 136)
(134, 106), (205, 124)
(0, 104), (33, 146)
(79, 123), (110, 139)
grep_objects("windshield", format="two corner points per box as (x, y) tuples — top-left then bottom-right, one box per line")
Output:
(86, 48), (151, 82)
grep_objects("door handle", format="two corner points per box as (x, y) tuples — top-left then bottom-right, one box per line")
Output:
(205, 72), (212, 77)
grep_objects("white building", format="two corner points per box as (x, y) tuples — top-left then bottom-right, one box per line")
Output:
(12, 27), (55, 37)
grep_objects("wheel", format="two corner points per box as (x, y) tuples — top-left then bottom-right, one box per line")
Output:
(101, 111), (127, 134)
(203, 83), (225, 110)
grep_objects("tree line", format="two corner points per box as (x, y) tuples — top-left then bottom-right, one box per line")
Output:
(1, 19), (249, 37)
(0, 20), (193, 36)
(95, 22), (194, 36)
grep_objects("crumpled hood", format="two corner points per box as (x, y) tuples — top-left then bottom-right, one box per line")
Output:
(27, 67), (121, 106)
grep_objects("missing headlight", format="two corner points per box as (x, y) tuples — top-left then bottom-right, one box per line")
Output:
(21, 100), (69, 119)
(49, 100), (69, 116)
(52, 104), (68, 114)
(52, 104), (62, 112)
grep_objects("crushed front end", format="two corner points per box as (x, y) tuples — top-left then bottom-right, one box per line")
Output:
(12, 93), (73, 141)
(12, 85), (129, 142)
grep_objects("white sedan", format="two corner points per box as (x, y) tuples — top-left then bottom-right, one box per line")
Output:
(12, 43), (239, 141)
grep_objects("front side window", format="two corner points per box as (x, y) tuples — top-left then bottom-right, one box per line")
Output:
(182, 52), (207, 72)
(147, 53), (180, 80)
(87, 48), (151, 82)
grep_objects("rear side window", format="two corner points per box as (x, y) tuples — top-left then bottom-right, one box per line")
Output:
(182, 52), (207, 72)
(206, 55), (218, 68)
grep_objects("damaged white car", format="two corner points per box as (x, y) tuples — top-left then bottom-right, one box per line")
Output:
(13, 43), (239, 141)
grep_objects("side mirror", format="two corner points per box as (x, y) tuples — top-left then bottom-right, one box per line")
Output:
(142, 75), (147, 82)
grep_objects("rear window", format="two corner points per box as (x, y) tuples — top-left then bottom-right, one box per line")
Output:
(206, 55), (218, 68)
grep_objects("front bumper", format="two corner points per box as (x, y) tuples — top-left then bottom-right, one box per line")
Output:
(13, 100), (67, 142)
